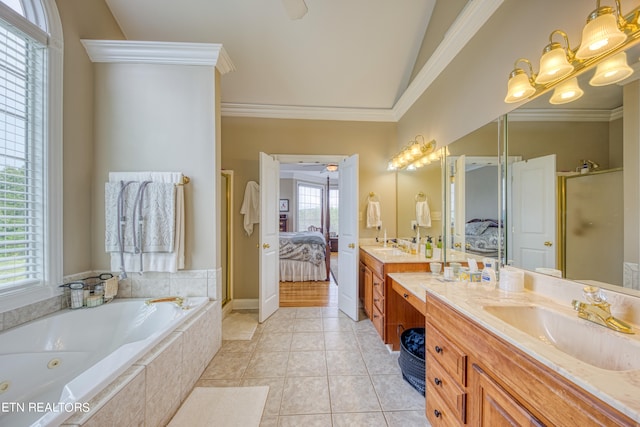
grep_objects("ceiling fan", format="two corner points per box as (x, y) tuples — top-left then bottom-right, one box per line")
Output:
(281, 0), (308, 20)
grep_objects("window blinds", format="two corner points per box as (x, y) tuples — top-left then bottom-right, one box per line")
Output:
(0, 18), (45, 289)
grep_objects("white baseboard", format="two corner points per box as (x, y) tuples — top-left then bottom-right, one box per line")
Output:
(231, 299), (259, 310)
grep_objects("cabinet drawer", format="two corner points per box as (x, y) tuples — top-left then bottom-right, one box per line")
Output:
(392, 280), (426, 315)
(427, 384), (463, 427)
(372, 304), (384, 338)
(373, 290), (384, 314)
(372, 273), (384, 297)
(426, 327), (467, 386)
(427, 354), (466, 423)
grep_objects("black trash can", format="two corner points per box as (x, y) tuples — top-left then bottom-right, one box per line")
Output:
(398, 327), (425, 395)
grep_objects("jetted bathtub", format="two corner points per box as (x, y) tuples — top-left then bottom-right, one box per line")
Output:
(0, 296), (209, 427)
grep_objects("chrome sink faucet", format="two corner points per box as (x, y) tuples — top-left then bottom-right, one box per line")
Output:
(571, 287), (634, 334)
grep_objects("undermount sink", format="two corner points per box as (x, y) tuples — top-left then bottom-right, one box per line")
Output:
(483, 304), (640, 371)
(371, 247), (404, 256)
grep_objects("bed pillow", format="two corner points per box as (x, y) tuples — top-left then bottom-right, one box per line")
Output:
(466, 221), (491, 236)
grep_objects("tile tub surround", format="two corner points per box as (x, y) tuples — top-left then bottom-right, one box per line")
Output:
(197, 307), (428, 426)
(62, 299), (221, 426)
(388, 271), (640, 423)
(0, 268), (219, 332)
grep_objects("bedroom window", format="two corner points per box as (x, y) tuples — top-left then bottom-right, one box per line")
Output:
(0, 0), (62, 298)
(297, 183), (323, 232)
(329, 187), (338, 234)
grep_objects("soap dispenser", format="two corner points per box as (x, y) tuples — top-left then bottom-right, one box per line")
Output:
(425, 236), (433, 259)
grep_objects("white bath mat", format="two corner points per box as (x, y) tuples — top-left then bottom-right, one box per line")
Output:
(168, 386), (269, 427)
(222, 312), (258, 340)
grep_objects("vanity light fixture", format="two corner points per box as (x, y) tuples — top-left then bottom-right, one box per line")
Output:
(589, 51), (634, 85)
(505, 0), (640, 105)
(536, 30), (575, 84)
(549, 77), (584, 104)
(387, 135), (437, 171)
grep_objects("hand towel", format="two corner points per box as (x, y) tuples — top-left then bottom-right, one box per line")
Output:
(240, 181), (260, 236)
(416, 200), (431, 227)
(366, 201), (382, 229)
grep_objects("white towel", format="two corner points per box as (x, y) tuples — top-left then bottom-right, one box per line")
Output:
(416, 200), (431, 227)
(366, 201), (382, 229)
(107, 172), (185, 273)
(105, 182), (175, 253)
(240, 181), (260, 236)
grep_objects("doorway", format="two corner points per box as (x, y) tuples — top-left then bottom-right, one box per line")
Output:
(221, 171), (233, 309)
(259, 153), (360, 321)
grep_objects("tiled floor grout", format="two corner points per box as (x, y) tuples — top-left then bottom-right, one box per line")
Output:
(196, 307), (429, 426)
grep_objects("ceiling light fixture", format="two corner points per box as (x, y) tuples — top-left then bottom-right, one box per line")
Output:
(505, 0), (640, 105)
(387, 135), (437, 171)
(325, 163), (338, 172)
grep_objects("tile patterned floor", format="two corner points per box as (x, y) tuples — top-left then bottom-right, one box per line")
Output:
(196, 307), (429, 426)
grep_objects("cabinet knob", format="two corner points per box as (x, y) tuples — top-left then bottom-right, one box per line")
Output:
(373, 314), (379, 319)
(434, 377), (442, 386)
(435, 345), (443, 354)
(374, 298), (379, 302)
(403, 293), (409, 298)
(348, 243), (355, 249)
(434, 409), (442, 418)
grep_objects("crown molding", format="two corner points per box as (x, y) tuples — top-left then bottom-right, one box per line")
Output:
(391, 0), (505, 121)
(81, 40), (235, 74)
(508, 107), (621, 122)
(221, 103), (396, 122)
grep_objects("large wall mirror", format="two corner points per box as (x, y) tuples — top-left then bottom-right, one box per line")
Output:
(439, 42), (640, 292)
(396, 151), (444, 246)
(442, 121), (503, 263)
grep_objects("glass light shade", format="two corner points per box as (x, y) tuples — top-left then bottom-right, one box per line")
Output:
(505, 70), (535, 103)
(549, 77), (584, 104)
(536, 45), (573, 84)
(403, 149), (413, 162)
(575, 11), (626, 59)
(410, 142), (421, 156)
(406, 164), (416, 171)
(589, 51), (633, 86)
(420, 156), (431, 165)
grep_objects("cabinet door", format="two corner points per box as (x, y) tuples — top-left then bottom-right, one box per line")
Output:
(472, 364), (544, 427)
(363, 266), (373, 319)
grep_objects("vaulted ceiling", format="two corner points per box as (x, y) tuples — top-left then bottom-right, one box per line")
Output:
(103, 0), (481, 120)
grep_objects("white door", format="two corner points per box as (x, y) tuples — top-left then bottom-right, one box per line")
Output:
(338, 154), (359, 321)
(453, 155), (466, 252)
(511, 154), (556, 270)
(259, 152), (280, 322)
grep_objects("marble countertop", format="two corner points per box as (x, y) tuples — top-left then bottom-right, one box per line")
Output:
(359, 245), (439, 264)
(387, 272), (640, 422)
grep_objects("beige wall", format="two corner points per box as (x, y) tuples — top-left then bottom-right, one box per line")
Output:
(56, 0), (124, 275)
(90, 63), (219, 271)
(222, 117), (397, 300)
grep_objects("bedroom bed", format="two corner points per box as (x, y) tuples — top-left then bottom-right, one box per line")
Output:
(464, 219), (502, 258)
(279, 230), (330, 282)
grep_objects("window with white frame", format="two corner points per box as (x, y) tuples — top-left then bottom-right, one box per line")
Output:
(329, 187), (338, 235)
(0, 0), (61, 295)
(297, 183), (323, 232)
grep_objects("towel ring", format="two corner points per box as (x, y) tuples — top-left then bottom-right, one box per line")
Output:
(368, 192), (379, 202)
(415, 191), (426, 202)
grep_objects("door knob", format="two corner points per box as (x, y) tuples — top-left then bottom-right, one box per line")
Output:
(348, 243), (355, 249)
(544, 241), (553, 247)
(263, 243), (270, 249)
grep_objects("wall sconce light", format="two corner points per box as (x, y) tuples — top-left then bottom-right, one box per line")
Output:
(387, 135), (437, 171)
(505, 0), (640, 105)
